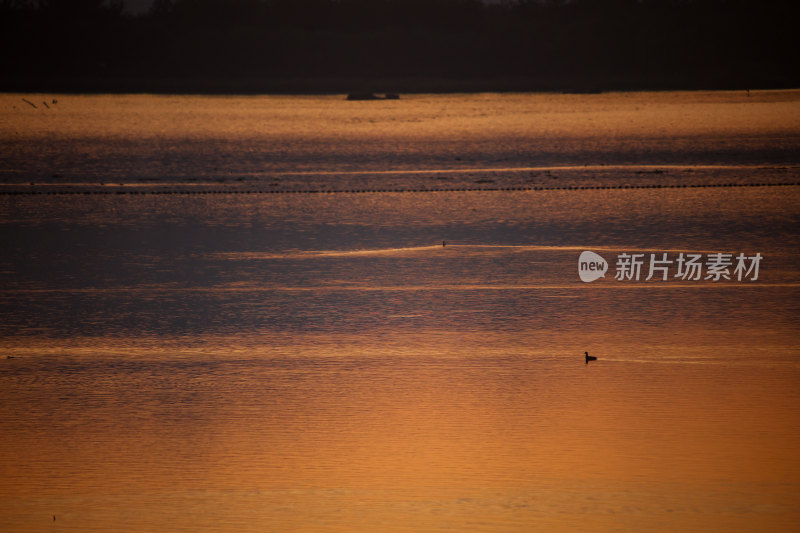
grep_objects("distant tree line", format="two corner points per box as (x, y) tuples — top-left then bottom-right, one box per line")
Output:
(2, 0), (798, 92)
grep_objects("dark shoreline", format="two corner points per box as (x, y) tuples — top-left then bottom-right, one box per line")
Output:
(3, 75), (795, 96)
(4, 1), (797, 97)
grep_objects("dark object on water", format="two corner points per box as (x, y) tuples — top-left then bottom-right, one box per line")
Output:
(585, 351), (597, 363)
(442, 241), (446, 247)
(346, 93), (400, 101)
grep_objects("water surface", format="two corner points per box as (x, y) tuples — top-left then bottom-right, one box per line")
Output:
(0, 92), (799, 532)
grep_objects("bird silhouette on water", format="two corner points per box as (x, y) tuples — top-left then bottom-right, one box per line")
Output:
(585, 351), (597, 364)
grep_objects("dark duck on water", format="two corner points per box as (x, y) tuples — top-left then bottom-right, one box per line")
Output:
(585, 351), (597, 363)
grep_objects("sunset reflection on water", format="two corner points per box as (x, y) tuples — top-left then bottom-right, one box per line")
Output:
(0, 92), (799, 532)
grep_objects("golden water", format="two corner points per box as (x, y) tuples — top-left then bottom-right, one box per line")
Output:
(0, 92), (799, 532)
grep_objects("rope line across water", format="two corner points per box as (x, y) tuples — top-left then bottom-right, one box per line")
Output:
(0, 182), (798, 195)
